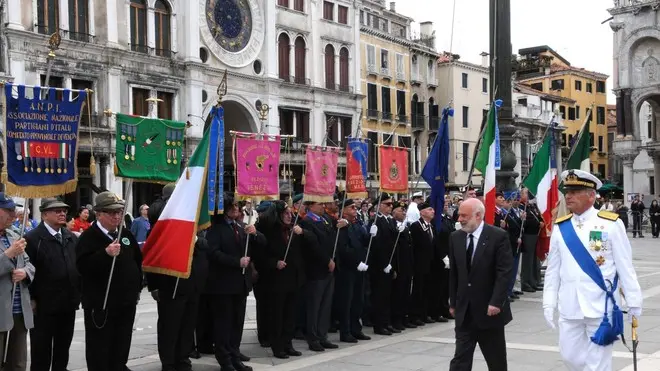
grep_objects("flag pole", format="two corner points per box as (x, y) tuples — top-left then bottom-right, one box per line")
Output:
(565, 103), (594, 165)
(465, 94), (496, 190)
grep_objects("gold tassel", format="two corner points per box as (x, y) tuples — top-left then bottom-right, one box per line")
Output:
(301, 174), (306, 185)
(186, 167), (190, 180)
(89, 155), (96, 176)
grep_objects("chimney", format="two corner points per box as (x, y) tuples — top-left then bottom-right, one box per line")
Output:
(390, 2), (396, 12)
(480, 52), (489, 68)
(419, 21), (435, 49)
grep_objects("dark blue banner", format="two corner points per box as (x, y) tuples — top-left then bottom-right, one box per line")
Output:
(346, 138), (368, 198)
(422, 106), (453, 230)
(207, 106), (224, 214)
(3, 83), (87, 197)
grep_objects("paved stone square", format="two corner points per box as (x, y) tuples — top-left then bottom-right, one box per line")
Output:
(37, 234), (660, 371)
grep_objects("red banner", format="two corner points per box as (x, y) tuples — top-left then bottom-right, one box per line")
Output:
(346, 139), (368, 199)
(379, 146), (408, 194)
(303, 146), (339, 203)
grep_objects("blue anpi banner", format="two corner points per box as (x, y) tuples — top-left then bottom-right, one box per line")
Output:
(2, 83), (87, 197)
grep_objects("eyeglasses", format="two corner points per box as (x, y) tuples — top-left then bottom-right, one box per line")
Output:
(102, 210), (124, 216)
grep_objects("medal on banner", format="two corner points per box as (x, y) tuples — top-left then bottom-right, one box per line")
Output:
(121, 124), (127, 141)
(166, 128), (171, 146)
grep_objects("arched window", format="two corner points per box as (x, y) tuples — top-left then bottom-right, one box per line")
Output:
(68, 0), (89, 41)
(339, 47), (349, 92)
(294, 37), (306, 85)
(278, 33), (291, 80)
(154, 0), (172, 57)
(130, 0), (148, 53)
(325, 44), (335, 89)
(37, 0), (59, 35)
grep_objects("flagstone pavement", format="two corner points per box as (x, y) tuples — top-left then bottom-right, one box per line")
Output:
(37, 235), (660, 371)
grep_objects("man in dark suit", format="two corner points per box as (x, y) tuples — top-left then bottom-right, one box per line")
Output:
(448, 198), (513, 371)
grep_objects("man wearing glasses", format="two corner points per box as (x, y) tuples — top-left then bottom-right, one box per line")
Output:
(77, 192), (143, 371)
(26, 198), (80, 371)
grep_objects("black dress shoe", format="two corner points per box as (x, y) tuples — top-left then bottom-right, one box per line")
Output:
(328, 326), (338, 333)
(340, 335), (358, 343)
(387, 326), (401, 333)
(220, 365), (236, 371)
(413, 319), (426, 326)
(294, 331), (305, 340)
(238, 352), (250, 362)
(424, 317), (436, 323)
(352, 332), (371, 340)
(273, 351), (289, 359)
(510, 294), (520, 299)
(320, 340), (338, 349)
(536, 286), (544, 291)
(189, 349), (201, 359)
(522, 288), (536, 293)
(435, 316), (449, 323)
(260, 341), (270, 348)
(231, 360), (252, 371)
(374, 328), (392, 336)
(403, 321), (417, 328)
(286, 348), (302, 356)
(392, 323), (406, 331)
(514, 290), (523, 295)
(308, 342), (325, 352)
(362, 320), (373, 327)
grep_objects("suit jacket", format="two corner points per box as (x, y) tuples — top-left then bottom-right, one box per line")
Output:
(253, 221), (307, 292)
(0, 228), (35, 331)
(25, 223), (80, 314)
(299, 215), (334, 281)
(410, 220), (435, 274)
(368, 215), (397, 270)
(448, 223), (513, 329)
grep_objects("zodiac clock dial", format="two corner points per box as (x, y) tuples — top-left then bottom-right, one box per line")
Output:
(201, 0), (264, 67)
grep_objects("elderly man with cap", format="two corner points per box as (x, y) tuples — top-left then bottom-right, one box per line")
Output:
(390, 200), (415, 331)
(405, 192), (423, 225)
(366, 193), (399, 336)
(543, 170), (642, 371)
(0, 193), (34, 371)
(409, 201), (437, 326)
(25, 198), (80, 371)
(205, 193), (266, 371)
(76, 191), (143, 371)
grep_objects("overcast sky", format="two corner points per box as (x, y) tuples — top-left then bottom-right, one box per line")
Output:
(395, 0), (615, 103)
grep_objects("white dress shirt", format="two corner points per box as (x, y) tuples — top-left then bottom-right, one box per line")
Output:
(466, 221), (485, 260)
(543, 207), (643, 319)
(43, 222), (61, 237)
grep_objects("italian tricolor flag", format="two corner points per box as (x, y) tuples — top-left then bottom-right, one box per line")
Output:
(523, 130), (559, 260)
(474, 106), (499, 225)
(565, 117), (591, 171)
(141, 129), (211, 278)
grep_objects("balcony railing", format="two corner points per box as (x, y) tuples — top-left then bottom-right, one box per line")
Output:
(289, 137), (311, 151)
(337, 84), (354, 93)
(397, 114), (409, 124)
(382, 112), (393, 122)
(513, 103), (562, 124)
(62, 30), (95, 43)
(367, 64), (377, 76)
(396, 71), (405, 81)
(381, 67), (390, 78)
(429, 116), (440, 131)
(367, 109), (380, 120)
(280, 75), (311, 86)
(131, 44), (150, 54)
(155, 48), (173, 58)
(80, 114), (110, 130)
(35, 24), (57, 35)
(411, 114), (426, 130)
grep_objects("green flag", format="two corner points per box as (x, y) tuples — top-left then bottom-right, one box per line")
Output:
(114, 113), (187, 182)
(566, 115), (591, 171)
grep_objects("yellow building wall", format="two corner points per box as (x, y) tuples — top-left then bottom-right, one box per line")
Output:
(523, 73), (609, 176)
(359, 33), (411, 142)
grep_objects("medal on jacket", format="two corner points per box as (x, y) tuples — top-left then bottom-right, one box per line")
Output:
(121, 237), (130, 246)
(589, 230), (603, 252)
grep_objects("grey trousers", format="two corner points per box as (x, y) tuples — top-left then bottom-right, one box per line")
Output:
(521, 234), (540, 290)
(305, 274), (334, 344)
(0, 314), (29, 371)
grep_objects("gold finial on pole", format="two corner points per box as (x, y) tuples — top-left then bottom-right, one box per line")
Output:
(47, 31), (61, 59)
(257, 103), (269, 137)
(217, 69), (228, 106)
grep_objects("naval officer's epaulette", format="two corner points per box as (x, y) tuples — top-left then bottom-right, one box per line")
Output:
(598, 210), (619, 221)
(555, 214), (573, 224)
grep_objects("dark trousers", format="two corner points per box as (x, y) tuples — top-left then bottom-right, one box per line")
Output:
(196, 294), (214, 352)
(210, 294), (247, 366)
(508, 253), (520, 296)
(436, 268), (451, 318)
(391, 273), (411, 326)
(30, 311), (75, 371)
(294, 286), (306, 335)
(521, 234), (539, 290)
(449, 323), (508, 371)
(633, 212), (644, 236)
(156, 294), (199, 371)
(336, 271), (364, 337)
(651, 216), (660, 237)
(361, 274), (372, 325)
(268, 290), (297, 353)
(369, 271), (392, 330)
(253, 281), (270, 345)
(304, 274), (334, 343)
(410, 271), (430, 321)
(83, 305), (136, 371)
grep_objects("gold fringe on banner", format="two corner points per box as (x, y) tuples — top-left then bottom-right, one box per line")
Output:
(89, 154), (96, 176)
(2, 178), (78, 199)
(235, 194), (278, 202)
(302, 194), (335, 203)
(347, 192), (368, 199)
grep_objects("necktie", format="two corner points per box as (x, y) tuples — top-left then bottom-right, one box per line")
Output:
(54, 232), (62, 244)
(466, 234), (474, 272)
(232, 223), (240, 244)
(109, 231), (119, 241)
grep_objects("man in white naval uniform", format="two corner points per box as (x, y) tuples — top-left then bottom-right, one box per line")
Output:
(543, 170), (642, 371)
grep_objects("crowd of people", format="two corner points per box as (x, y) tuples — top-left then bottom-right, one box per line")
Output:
(0, 174), (650, 371)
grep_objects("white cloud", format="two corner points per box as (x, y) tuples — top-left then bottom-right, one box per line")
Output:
(394, 0), (615, 102)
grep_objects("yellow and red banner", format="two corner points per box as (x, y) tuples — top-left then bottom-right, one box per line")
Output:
(379, 145), (409, 194)
(303, 146), (340, 203)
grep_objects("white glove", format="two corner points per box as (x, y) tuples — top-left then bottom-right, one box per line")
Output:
(384, 264), (392, 274)
(442, 255), (450, 269)
(628, 307), (642, 323)
(544, 308), (556, 330)
(455, 222), (462, 231)
(357, 262), (369, 272)
(370, 225), (378, 236)
(398, 224), (405, 233)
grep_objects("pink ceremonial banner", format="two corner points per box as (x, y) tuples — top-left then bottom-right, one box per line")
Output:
(303, 146), (340, 203)
(235, 136), (280, 200)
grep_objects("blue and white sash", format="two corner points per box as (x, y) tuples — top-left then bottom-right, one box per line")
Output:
(558, 221), (623, 346)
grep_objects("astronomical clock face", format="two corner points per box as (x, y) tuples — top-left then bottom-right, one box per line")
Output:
(201, 0), (265, 68)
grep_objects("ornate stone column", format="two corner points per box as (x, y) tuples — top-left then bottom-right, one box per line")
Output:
(654, 154), (660, 197)
(623, 88), (634, 138)
(615, 89), (625, 138)
(622, 154), (635, 206)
